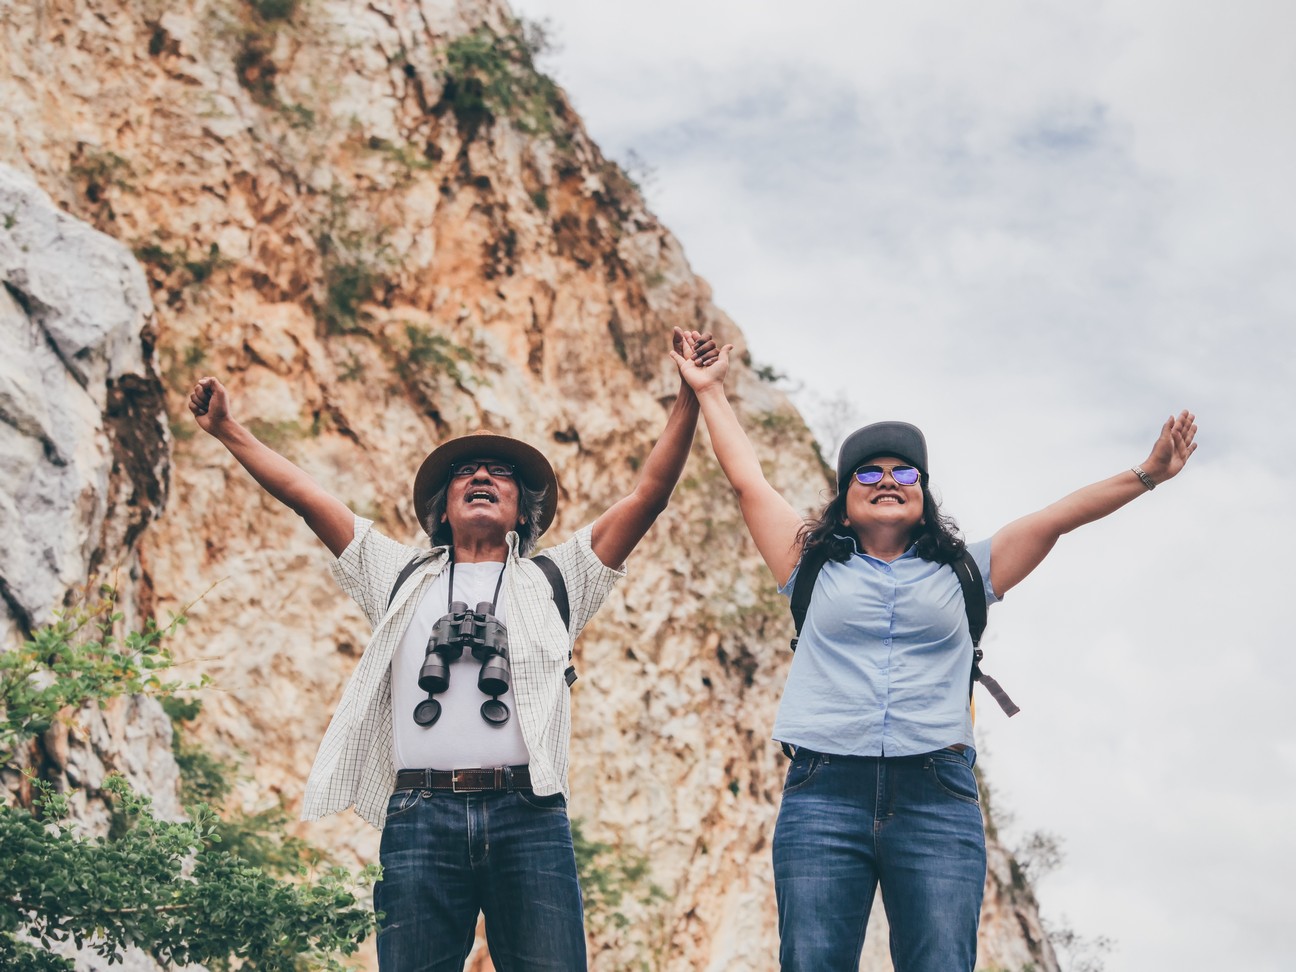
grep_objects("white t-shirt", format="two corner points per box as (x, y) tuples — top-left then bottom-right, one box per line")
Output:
(389, 560), (530, 769)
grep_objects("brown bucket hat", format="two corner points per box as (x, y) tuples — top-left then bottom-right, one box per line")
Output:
(411, 429), (559, 539)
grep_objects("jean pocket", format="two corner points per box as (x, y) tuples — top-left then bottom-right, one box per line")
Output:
(385, 789), (424, 821)
(782, 753), (823, 794)
(925, 757), (980, 805)
(515, 789), (567, 812)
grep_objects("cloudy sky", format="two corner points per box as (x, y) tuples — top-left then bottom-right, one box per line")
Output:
(509, 1), (1296, 969)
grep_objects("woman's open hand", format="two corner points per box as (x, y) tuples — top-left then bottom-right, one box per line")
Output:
(1139, 409), (1198, 484)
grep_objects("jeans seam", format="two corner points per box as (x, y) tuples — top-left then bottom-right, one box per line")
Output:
(926, 760), (980, 805)
(385, 789), (422, 820)
(516, 790), (567, 811)
(781, 755), (823, 795)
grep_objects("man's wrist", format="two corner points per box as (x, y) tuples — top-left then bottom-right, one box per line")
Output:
(213, 418), (250, 446)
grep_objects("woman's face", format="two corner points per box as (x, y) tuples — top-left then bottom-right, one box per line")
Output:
(841, 455), (925, 538)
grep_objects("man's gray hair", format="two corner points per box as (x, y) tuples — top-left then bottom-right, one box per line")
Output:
(422, 479), (549, 556)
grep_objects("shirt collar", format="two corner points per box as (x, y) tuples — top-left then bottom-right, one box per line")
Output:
(437, 530), (522, 563)
(844, 534), (920, 562)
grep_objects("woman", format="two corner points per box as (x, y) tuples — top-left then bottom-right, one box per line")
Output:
(668, 337), (1197, 972)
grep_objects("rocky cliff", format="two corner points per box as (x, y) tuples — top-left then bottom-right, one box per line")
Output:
(1, 1), (1057, 969)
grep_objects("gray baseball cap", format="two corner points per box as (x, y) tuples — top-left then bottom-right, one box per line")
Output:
(836, 421), (928, 492)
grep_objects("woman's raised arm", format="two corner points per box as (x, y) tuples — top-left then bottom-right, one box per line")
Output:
(989, 410), (1198, 596)
(669, 339), (806, 586)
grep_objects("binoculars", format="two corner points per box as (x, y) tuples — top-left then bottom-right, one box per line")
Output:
(413, 601), (512, 728)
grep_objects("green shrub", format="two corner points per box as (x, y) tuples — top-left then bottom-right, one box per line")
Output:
(135, 241), (228, 288)
(0, 599), (190, 762)
(0, 601), (375, 970)
(249, 0), (296, 22)
(394, 325), (476, 386)
(443, 22), (564, 136)
(321, 259), (379, 333)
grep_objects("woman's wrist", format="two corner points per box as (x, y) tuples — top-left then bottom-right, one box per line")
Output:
(693, 382), (729, 403)
(1131, 465), (1157, 491)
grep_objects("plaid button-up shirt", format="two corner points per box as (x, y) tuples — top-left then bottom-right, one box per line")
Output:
(302, 515), (624, 829)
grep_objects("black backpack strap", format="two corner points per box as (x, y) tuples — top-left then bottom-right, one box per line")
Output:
(388, 554), (431, 610)
(952, 550), (987, 647)
(952, 550), (1019, 717)
(531, 554), (577, 687)
(789, 544), (832, 652)
(530, 554), (570, 630)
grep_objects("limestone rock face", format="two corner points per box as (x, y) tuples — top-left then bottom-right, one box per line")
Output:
(0, 161), (179, 815)
(0, 165), (168, 643)
(1, 1), (1058, 969)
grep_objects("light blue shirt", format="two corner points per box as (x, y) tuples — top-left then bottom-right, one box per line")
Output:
(772, 539), (999, 756)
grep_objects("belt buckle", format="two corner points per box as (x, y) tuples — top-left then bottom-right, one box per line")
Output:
(451, 769), (471, 793)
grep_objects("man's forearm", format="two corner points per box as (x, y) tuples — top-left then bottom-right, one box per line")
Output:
(634, 383), (701, 506)
(211, 420), (321, 515)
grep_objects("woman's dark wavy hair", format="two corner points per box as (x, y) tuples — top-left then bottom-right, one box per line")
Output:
(797, 477), (966, 565)
(421, 480), (549, 556)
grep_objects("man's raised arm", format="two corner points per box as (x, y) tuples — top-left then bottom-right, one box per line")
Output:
(589, 328), (717, 568)
(189, 377), (355, 557)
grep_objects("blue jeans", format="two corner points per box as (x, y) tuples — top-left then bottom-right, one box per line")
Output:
(773, 748), (986, 972)
(374, 787), (587, 972)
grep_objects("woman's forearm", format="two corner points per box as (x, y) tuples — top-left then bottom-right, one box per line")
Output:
(694, 384), (805, 584)
(694, 385), (770, 499)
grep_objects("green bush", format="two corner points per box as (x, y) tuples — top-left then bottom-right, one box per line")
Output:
(321, 259), (378, 333)
(135, 241), (228, 288)
(249, 0), (296, 22)
(0, 600), (376, 970)
(0, 599), (189, 763)
(394, 324), (476, 386)
(443, 22), (564, 137)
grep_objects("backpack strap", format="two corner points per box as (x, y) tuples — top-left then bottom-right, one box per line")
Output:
(388, 554), (431, 610)
(951, 550), (1020, 717)
(529, 554), (569, 629)
(531, 553), (577, 687)
(789, 544), (833, 651)
(387, 554), (571, 622)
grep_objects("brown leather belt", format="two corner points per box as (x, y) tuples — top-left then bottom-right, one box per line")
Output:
(394, 765), (532, 793)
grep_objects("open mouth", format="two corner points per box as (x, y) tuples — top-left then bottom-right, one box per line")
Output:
(871, 494), (904, 505)
(465, 489), (498, 505)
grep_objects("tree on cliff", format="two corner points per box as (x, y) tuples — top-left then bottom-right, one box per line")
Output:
(0, 597), (376, 971)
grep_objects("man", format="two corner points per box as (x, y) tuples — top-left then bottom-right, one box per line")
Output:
(188, 327), (717, 971)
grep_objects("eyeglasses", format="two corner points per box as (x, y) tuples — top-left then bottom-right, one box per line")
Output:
(451, 459), (516, 479)
(853, 464), (921, 487)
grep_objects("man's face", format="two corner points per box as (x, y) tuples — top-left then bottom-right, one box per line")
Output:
(442, 458), (523, 541)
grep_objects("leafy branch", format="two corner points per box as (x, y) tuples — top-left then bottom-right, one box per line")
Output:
(0, 596), (195, 764)
(0, 602), (376, 970)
